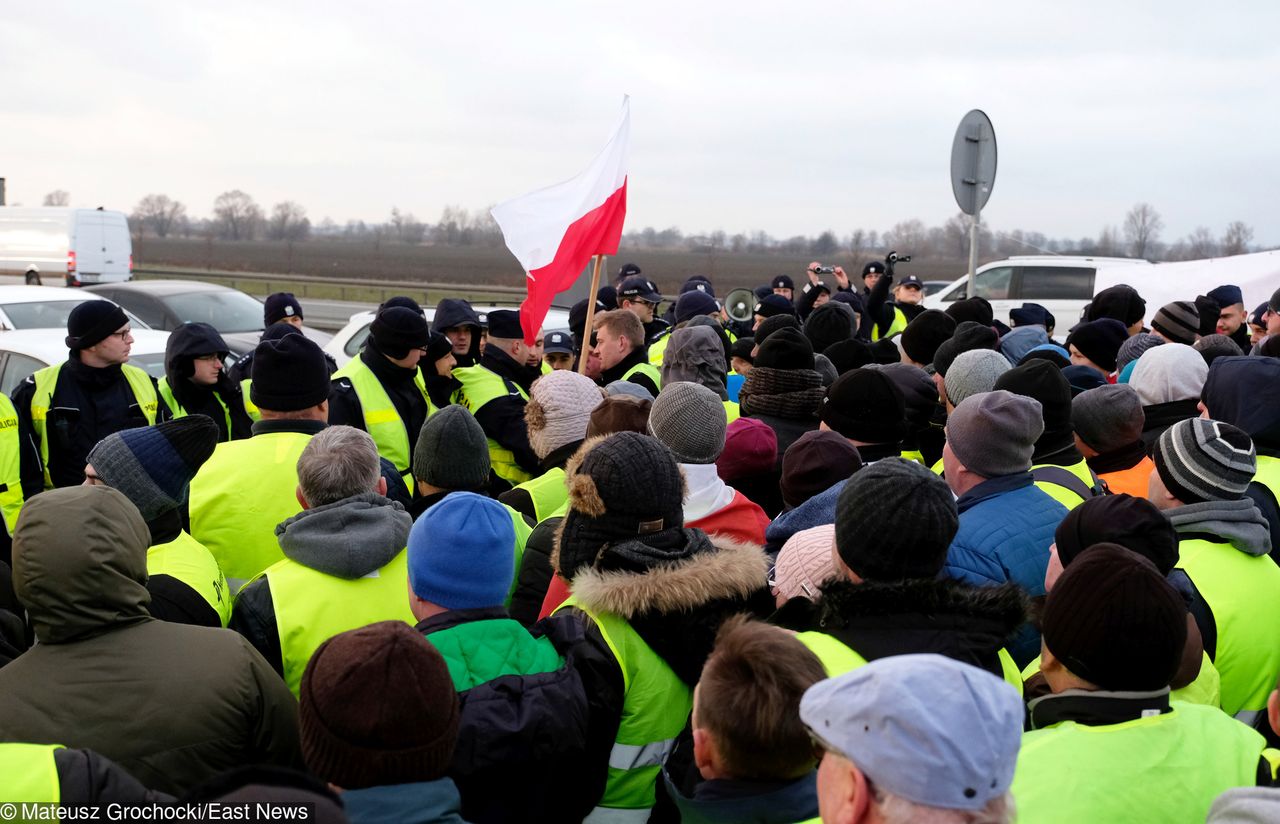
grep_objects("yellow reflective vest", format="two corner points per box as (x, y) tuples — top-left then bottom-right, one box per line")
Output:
(452, 365), (533, 485)
(332, 357), (436, 485)
(157, 376), (233, 439)
(1031, 459), (1102, 511)
(871, 306), (908, 341)
(188, 430), (312, 594)
(0, 743), (62, 806)
(0, 394), (24, 535)
(29, 362), (157, 490)
(797, 631), (1023, 696)
(147, 530), (232, 627)
(241, 379), (261, 422)
(264, 548), (417, 695)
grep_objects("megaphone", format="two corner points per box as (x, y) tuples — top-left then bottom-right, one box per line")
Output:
(725, 288), (755, 324)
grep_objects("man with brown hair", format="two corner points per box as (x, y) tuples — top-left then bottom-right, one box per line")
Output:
(663, 616), (825, 823)
(591, 309), (661, 396)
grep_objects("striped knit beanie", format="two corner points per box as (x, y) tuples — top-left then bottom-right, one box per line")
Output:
(87, 416), (220, 520)
(1153, 418), (1256, 504)
(1150, 301), (1200, 345)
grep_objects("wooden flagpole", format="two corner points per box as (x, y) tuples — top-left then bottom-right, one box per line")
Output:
(577, 254), (604, 374)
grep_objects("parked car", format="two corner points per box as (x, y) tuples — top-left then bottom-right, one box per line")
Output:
(325, 306), (571, 367)
(922, 280), (952, 297)
(0, 285), (150, 332)
(0, 328), (170, 396)
(86, 280), (332, 365)
(0, 207), (132, 286)
(924, 256), (1152, 326)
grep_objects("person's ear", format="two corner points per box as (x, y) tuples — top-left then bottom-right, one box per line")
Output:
(376, 475), (388, 497)
(1268, 687), (1280, 737)
(295, 485), (309, 510)
(1040, 642), (1061, 674)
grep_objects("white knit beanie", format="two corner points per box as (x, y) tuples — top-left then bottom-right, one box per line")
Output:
(525, 371), (604, 460)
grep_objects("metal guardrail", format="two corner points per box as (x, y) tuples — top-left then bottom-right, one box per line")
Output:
(134, 265), (527, 303)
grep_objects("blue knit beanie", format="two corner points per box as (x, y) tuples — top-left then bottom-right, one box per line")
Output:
(408, 492), (514, 610)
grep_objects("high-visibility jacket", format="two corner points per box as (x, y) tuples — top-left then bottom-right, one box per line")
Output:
(647, 332), (672, 367)
(1012, 701), (1267, 824)
(264, 549), (417, 695)
(1098, 455), (1155, 498)
(147, 530), (232, 627)
(900, 449), (926, 466)
(157, 376), (233, 438)
(29, 362), (157, 490)
(622, 362), (662, 392)
(1031, 459), (1103, 510)
(1253, 455), (1280, 512)
(871, 306), (908, 341)
(796, 631), (1024, 696)
(723, 400), (740, 424)
(556, 596), (691, 821)
(0, 394), (24, 535)
(332, 357), (435, 485)
(452, 365), (533, 485)
(1020, 652), (1222, 708)
(188, 431), (312, 594)
(0, 743), (62, 806)
(241, 379), (261, 422)
(1178, 536), (1280, 718)
(511, 468), (568, 525)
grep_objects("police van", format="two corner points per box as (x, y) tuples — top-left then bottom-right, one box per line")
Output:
(924, 256), (1151, 327)
(0, 207), (133, 287)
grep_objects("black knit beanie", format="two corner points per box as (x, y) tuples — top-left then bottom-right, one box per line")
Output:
(425, 331), (454, 365)
(754, 314), (801, 346)
(803, 303), (856, 354)
(835, 458), (959, 580)
(819, 368), (907, 444)
(1065, 318), (1128, 373)
(944, 297), (994, 327)
(371, 307), (432, 359)
(380, 295), (424, 315)
(300, 621), (460, 789)
(932, 322), (999, 377)
(1054, 494), (1179, 574)
(1042, 544), (1186, 691)
(250, 332), (331, 412)
(993, 358), (1073, 444)
(899, 309), (957, 365)
(755, 328), (814, 371)
(263, 292), (304, 326)
(1194, 295), (1221, 338)
(1086, 285), (1146, 327)
(66, 300), (129, 350)
(822, 338), (875, 375)
(557, 433), (688, 580)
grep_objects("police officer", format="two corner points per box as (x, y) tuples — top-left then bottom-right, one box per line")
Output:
(329, 306), (436, 489)
(451, 309), (540, 490)
(13, 300), (158, 494)
(157, 322), (253, 441)
(227, 292), (337, 386)
(618, 275), (670, 345)
(432, 297), (484, 367)
(543, 330), (575, 371)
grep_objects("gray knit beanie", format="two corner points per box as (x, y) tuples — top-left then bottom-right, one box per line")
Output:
(944, 349), (1011, 408)
(1072, 384), (1144, 453)
(648, 381), (727, 464)
(1151, 301), (1200, 345)
(525, 371), (604, 460)
(945, 390), (1044, 478)
(1116, 333), (1163, 374)
(87, 416), (220, 521)
(412, 406), (490, 490)
(1130, 343), (1207, 406)
(1153, 418), (1255, 504)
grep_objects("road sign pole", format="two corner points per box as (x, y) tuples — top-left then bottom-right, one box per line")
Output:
(969, 209), (980, 279)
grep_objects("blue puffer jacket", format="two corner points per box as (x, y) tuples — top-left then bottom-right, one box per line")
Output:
(945, 473), (1067, 594)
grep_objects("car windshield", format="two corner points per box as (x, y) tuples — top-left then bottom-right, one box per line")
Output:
(2, 299), (95, 330)
(126, 352), (167, 379)
(163, 290), (264, 333)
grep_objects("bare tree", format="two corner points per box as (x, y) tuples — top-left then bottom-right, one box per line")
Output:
(1185, 226), (1218, 259)
(133, 194), (187, 238)
(882, 219), (927, 253)
(212, 190), (263, 241)
(1097, 225), (1121, 256)
(42, 190), (70, 207)
(1221, 221), (1254, 256)
(267, 201), (310, 242)
(389, 207), (427, 244)
(1123, 203), (1163, 259)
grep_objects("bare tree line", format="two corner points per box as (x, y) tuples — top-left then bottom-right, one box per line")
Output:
(34, 189), (1269, 264)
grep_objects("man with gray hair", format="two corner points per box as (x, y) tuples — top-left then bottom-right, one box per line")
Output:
(801, 653), (1022, 824)
(228, 424), (416, 696)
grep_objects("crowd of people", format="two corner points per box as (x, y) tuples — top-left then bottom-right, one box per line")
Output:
(1, 258), (1280, 823)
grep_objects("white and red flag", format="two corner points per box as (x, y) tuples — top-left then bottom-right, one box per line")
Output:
(491, 97), (630, 344)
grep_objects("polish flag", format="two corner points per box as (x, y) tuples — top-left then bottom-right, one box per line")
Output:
(491, 97), (630, 344)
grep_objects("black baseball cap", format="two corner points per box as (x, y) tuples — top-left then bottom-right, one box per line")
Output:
(543, 331), (574, 355)
(619, 276), (663, 304)
(897, 275), (924, 289)
(754, 294), (794, 318)
(863, 262), (886, 277)
(772, 274), (795, 290)
(680, 276), (715, 297)
(617, 262), (642, 279)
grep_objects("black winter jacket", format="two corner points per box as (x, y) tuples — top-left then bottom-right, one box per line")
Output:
(328, 339), (432, 474)
(599, 347), (660, 397)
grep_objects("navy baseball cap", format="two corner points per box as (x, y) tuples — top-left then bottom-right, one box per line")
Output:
(619, 276), (663, 304)
(897, 275), (924, 289)
(543, 331), (574, 355)
(754, 294), (794, 318)
(772, 274), (795, 290)
(680, 276), (715, 298)
(1207, 284), (1243, 308)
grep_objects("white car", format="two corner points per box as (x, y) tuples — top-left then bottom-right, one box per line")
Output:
(0, 285), (151, 332)
(325, 306), (572, 367)
(925, 256), (1152, 327)
(0, 328), (170, 396)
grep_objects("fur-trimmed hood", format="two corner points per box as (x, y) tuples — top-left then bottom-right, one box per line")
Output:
(568, 531), (769, 620)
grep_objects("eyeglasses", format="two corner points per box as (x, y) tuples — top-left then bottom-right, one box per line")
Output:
(110, 328), (132, 340)
(193, 353), (222, 362)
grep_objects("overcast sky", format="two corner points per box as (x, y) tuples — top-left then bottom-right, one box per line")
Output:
(3, 1), (1278, 244)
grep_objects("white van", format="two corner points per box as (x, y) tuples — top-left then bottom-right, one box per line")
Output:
(0, 207), (133, 286)
(924, 255), (1152, 328)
